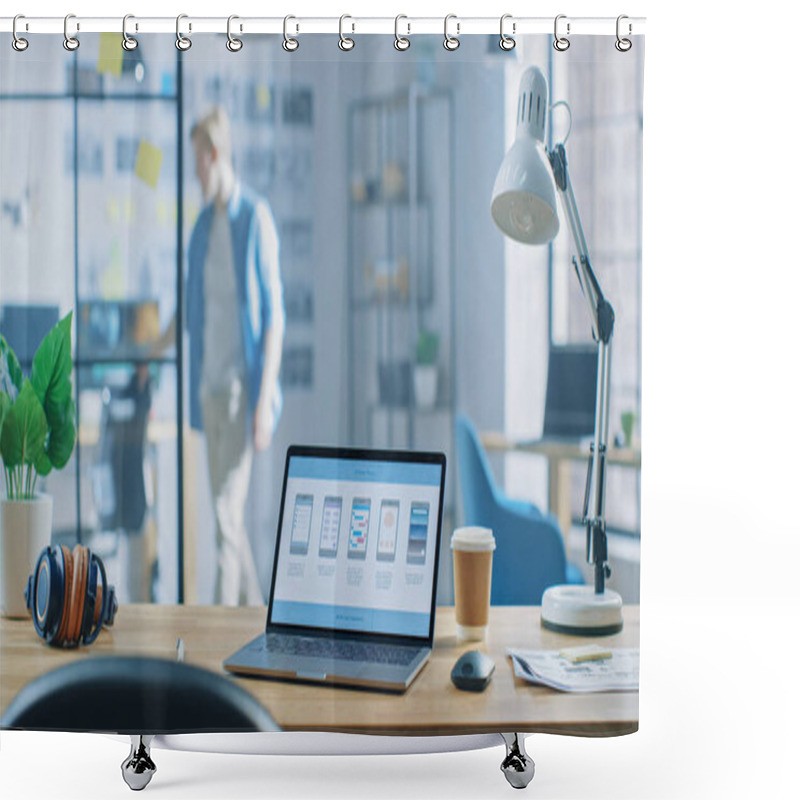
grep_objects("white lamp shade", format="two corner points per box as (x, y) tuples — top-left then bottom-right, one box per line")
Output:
(491, 64), (560, 245)
(491, 136), (559, 245)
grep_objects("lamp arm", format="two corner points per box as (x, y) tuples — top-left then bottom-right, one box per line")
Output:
(548, 144), (615, 344)
(547, 142), (615, 594)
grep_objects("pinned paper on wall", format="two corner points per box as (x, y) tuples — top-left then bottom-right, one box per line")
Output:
(135, 141), (163, 189)
(256, 85), (271, 110)
(97, 33), (124, 77)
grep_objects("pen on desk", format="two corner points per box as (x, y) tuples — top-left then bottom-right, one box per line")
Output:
(176, 638), (185, 663)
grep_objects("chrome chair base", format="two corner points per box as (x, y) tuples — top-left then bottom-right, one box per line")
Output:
(121, 735), (156, 791)
(500, 733), (535, 789)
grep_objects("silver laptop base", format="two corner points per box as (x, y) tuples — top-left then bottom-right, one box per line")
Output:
(119, 732), (534, 790)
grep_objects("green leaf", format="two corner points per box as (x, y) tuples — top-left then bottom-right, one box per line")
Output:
(30, 311), (74, 431)
(0, 380), (47, 469)
(0, 392), (11, 442)
(35, 449), (52, 478)
(46, 397), (75, 470)
(0, 334), (23, 398)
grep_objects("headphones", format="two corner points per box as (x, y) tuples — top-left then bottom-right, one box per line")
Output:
(25, 544), (118, 647)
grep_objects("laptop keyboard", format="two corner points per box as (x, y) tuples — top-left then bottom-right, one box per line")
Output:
(264, 633), (420, 667)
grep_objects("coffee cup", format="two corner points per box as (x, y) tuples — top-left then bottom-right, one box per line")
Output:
(451, 526), (496, 641)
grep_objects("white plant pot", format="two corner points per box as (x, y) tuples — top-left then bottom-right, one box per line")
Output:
(1, 494), (53, 618)
(413, 364), (438, 409)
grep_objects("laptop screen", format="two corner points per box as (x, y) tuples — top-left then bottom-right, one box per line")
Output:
(542, 344), (599, 439)
(268, 447), (445, 641)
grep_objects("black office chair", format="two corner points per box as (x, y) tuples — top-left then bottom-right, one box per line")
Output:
(1, 656), (280, 790)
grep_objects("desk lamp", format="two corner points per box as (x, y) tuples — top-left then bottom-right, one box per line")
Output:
(491, 65), (623, 635)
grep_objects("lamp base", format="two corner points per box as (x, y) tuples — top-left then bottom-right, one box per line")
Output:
(541, 585), (623, 636)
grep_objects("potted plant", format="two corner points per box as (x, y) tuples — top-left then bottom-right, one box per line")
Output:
(414, 329), (439, 410)
(0, 312), (75, 618)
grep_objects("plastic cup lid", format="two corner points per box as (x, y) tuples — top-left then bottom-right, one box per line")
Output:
(450, 526), (496, 551)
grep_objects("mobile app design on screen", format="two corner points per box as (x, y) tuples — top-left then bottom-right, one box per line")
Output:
(376, 500), (400, 562)
(290, 494), (314, 555)
(347, 498), (371, 559)
(318, 496), (343, 558)
(406, 502), (430, 565)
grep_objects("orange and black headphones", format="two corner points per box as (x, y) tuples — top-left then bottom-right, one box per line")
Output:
(25, 544), (118, 647)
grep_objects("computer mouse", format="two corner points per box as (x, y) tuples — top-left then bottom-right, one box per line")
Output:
(451, 650), (495, 692)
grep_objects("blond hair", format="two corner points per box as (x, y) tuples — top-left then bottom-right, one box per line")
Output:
(190, 106), (232, 165)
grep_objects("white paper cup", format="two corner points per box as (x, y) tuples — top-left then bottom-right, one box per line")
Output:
(451, 526), (495, 641)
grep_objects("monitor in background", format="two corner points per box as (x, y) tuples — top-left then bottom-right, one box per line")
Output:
(0, 304), (60, 367)
(542, 344), (599, 440)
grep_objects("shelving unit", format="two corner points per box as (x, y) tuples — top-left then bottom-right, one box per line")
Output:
(346, 86), (455, 458)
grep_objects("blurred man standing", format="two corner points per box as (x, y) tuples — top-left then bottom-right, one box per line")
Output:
(163, 107), (284, 605)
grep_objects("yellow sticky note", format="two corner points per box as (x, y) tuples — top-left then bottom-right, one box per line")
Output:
(256, 85), (271, 110)
(558, 644), (612, 664)
(97, 32), (123, 77)
(135, 141), (163, 190)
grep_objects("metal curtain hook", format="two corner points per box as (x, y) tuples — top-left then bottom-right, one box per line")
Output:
(553, 14), (570, 51)
(615, 15), (632, 52)
(122, 14), (138, 51)
(63, 13), (79, 51)
(227, 15), (243, 51)
(394, 14), (410, 51)
(443, 14), (460, 51)
(283, 15), (299, 51)
(176, 14), (191, 50)
(12, 14), (29, 52)
(339, 14), (355, 51)
(499, 14), (515, 51)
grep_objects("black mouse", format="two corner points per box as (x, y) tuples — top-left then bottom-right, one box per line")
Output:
(451, 650), (495, 692)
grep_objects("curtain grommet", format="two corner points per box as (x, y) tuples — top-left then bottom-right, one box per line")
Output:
(283, 15), (299, 52)
(63, 13), (79, 51)
(443, 14), (460, 51)
(615, 15), (632, 52)
(227, 15), (243, 52)
(12, 14), (29, 52)
(553, 14), (570, 52)
(499, 14), (516, 51)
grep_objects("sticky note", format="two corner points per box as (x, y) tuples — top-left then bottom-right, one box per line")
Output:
(135, 141), (163, 189)
(97, 33), (123, 77)
(256, 85), (271, 110)
(558, 644), (612, 664)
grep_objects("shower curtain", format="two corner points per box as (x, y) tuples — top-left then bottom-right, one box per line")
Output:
(0, 26), (643, 741)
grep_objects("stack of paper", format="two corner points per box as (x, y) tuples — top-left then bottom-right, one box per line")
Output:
(507, 647), (639, 693)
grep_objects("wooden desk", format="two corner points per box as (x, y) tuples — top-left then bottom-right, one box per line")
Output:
(1, 605), (638, 737)
(481, 431), (642, 544)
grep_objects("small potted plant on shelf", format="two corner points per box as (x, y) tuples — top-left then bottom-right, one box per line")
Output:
(414, 329), (439, 410)
(0, 312), (76, 618)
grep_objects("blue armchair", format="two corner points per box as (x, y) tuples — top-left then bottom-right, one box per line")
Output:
(455, 414), (584, 605)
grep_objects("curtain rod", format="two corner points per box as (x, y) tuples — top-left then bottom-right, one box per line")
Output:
(0, 16), (645, 37)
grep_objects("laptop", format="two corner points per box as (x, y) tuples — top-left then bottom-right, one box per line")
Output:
(224, 445), (446, 693)
(539, 344), (598, 442)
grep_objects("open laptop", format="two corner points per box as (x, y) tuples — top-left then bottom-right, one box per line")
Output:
(224, 445), (446, 693)
(540, 344), (598, 442)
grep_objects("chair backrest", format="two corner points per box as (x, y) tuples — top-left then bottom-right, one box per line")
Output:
(455, 414), (568, 605)
(0, 656), (280, 734)
(454, 413), (499, 526)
